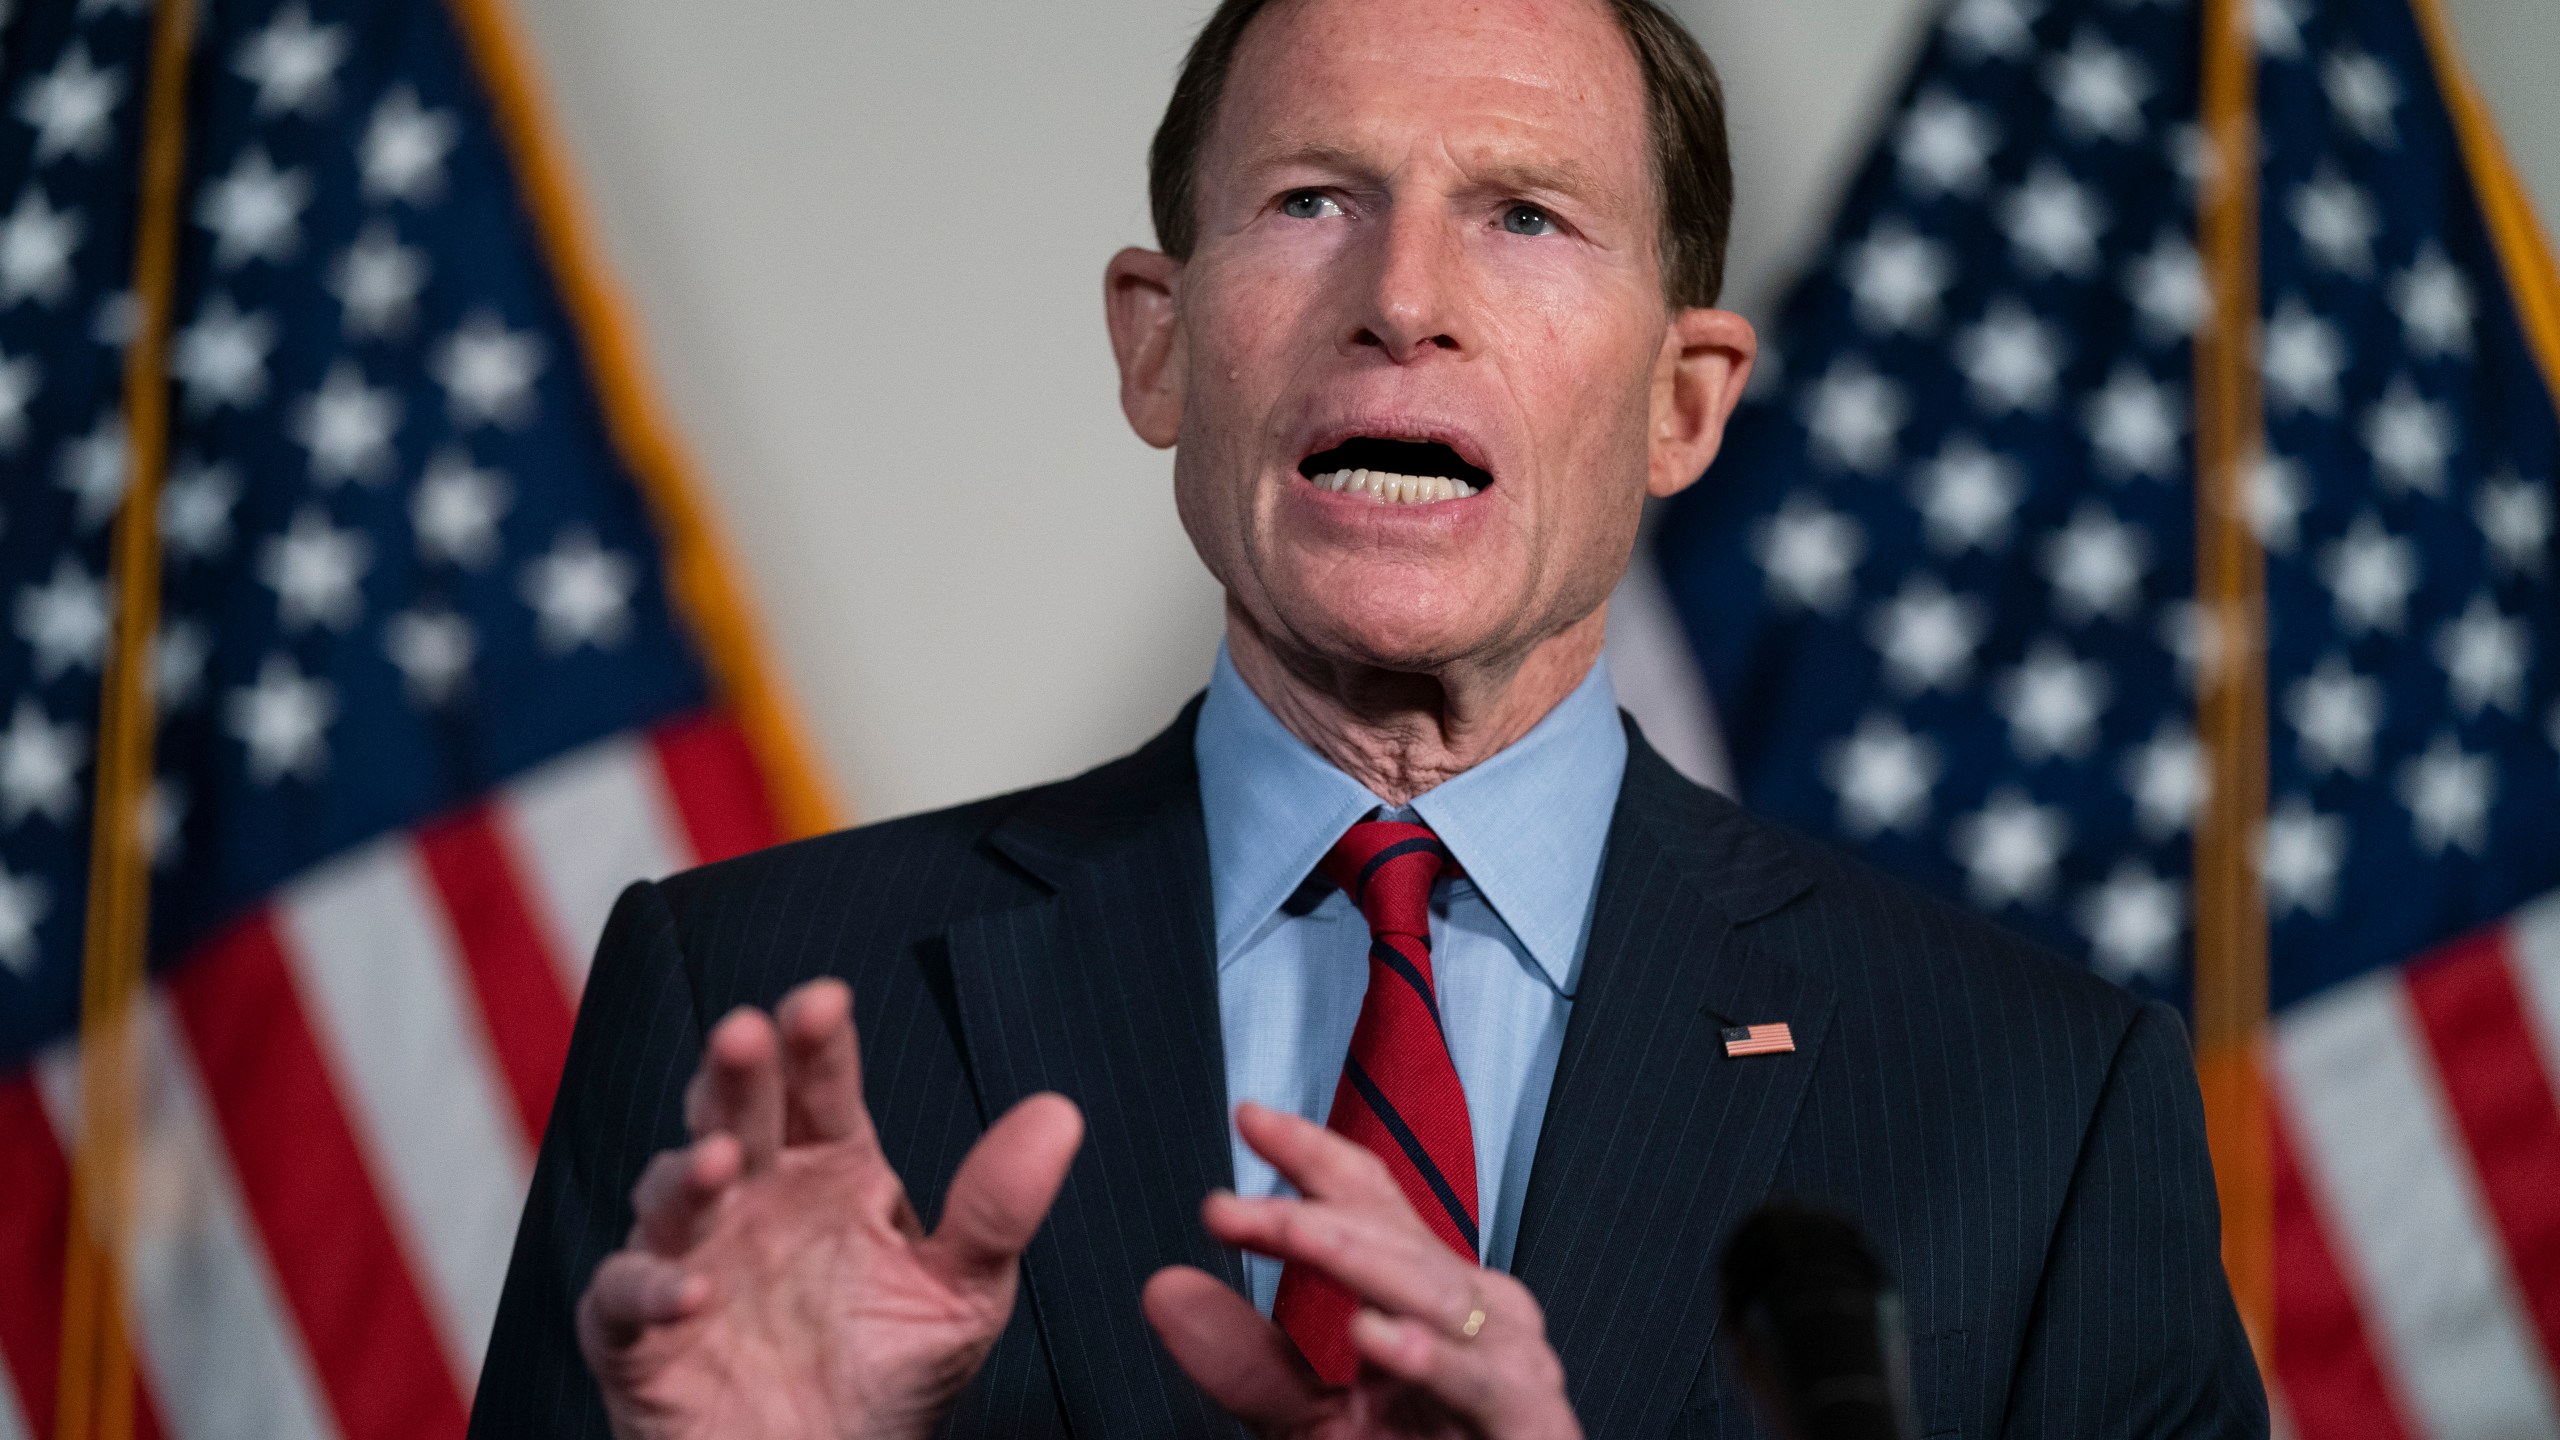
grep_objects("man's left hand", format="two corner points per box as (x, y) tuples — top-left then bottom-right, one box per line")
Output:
(1143, 1103), (1582, 1440)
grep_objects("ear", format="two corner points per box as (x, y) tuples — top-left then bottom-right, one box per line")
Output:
(1645, 306), (1757, 499)
(1105, 247), (1185, 449)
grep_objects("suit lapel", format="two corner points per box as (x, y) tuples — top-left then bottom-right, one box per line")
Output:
(942, 706), (1249, 1440)
(1512, 730), (1833, 1437)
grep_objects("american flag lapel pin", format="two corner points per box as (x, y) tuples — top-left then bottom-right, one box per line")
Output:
(1722, 1022), (1795, 1057)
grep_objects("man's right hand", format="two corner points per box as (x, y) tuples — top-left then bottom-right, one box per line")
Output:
(574, 977), (1084, 1440)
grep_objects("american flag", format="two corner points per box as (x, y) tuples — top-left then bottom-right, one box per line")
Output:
(1654, 0), (2560, 1430)
(0, 0), (823, 1435)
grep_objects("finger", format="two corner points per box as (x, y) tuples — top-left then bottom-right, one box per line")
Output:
(1349, 1308), (1503, 1417)
(917, 1092), (1085, 1287)
(691, 1008), (786, 1172)
(577, 1250), (708, 1357)
(1234, 1102), (1412, 1217)
(628, 1133), (742, 1256)
(1204, 1192), (1480, 1332)
(777, 978), (872, 1147)
(1141, 1266), (1331, 1428)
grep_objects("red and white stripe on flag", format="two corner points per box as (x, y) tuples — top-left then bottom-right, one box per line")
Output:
(2271, 888), (2560, 1438)
(0, 713), (782, 1440)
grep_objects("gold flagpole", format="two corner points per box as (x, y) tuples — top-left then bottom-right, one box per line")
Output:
(2190, 0), (2273, 1360)
(54, 0), (197, 1436)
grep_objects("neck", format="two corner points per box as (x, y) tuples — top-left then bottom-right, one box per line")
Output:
(1224, 602), (1608, 806)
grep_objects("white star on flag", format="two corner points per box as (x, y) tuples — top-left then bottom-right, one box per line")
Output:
(1952, 787), (2071, 908)
(0, 701), (85, 828)
(2044, 33), (2149, 141)
(0, 188), (84, 306)
(2245, 453), (2309, 552)
(2084, 365), (2181, 479)
(2321, 514), (2420, 635)
(432, 311), (547, 427)
(227, 655), (338, 784)
(2077, 862), (2184, 985)
(2121, 720), (2206, 837)
(198, 148), (310, 268)
(2286, 655), (2385, 776)
(18, 43), (125, 164)
(1916, 436), (2022, 554)
(1754, 496), (1866, 613)
(2124, 233), (2203, 340)
(2323, 50), (2400, 146)
(1869, 575), (1987, 694)
(172, 293), (276, 413)
(362, 86), (459, 202)
(2361, 376), (2453, 495)
(330, 223), (429, 336)
(2475, 473), (2550, 573)
(292, 361), (402, 483)
(1897, 91), (1998, 197)
(1995, 640), (2110, 761)
(2262, 298), (2347, 413)
(2398, 734), (2496, 856)
(258, 507), (373, 632)
(2041, 502), (2148, 622)
(2261, 797), (2345, 917)
(1845, 222), (1953, 334)
(160, 460), (241, 562)
(56, 411), (128, 530)
(233, 2), (350, 117)
(2290, 167), (2378, 276)
(413, 451), (512, 567)
(522, 529), (638, 652)
(2434, 594), (2528, 717)
(1824, 713), (1941, 838)
(1947, 0), (2037, 59)
(2001, 165), (2106, 276)
(153, 620), (210, 711)
(2390, 244), (2472, 358)
(1957, 299), (2065, 413)
(1803, 359), (1906, 472)
(386, 607), (476, 705)
(14, 557), (108, 679)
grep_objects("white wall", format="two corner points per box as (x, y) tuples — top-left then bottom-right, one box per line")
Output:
(508, 0), (2559, 822)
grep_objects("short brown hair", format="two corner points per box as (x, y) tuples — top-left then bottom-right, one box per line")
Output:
(1146, 0), (1735, 308)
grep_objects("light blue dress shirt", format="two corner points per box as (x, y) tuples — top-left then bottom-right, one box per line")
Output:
(1193, 645), (1628, 1312)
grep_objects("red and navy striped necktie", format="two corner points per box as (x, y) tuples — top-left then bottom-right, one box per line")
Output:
(1273, 818), (1479, 1384)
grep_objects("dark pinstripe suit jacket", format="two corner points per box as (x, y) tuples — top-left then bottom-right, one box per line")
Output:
(471, 704), (2268, 1439)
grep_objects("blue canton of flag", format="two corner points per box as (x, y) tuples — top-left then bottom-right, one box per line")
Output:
(0, 0), (808, 1433)
(0, 0), (710, 1059)
(1657, 0), (2558, 1014)
(1654, 0), (2560, 1426)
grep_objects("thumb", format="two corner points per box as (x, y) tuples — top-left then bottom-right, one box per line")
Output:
(917, 1092), (1084, 1287)
(1142, 1266), (1329, 1432)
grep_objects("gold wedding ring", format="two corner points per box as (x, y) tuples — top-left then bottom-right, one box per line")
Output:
(1459, 1304), (1488, 1340)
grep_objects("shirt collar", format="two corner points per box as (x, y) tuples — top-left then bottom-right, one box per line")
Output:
(1194, 644), (1627, 992)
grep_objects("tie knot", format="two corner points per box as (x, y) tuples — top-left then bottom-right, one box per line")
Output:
(1319, 819), (1451, 940)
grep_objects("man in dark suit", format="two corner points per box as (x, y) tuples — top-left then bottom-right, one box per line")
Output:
(472, 0), (2268, 1434)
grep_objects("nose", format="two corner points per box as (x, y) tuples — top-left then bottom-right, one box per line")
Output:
(1347, 204), (1467, 361)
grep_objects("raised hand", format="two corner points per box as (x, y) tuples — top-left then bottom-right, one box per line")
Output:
(575, 978), (1083, 1440)
(1143, 1103), (1582, 1440)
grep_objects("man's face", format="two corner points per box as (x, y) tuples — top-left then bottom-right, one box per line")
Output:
(1117, 0), (1748, 680)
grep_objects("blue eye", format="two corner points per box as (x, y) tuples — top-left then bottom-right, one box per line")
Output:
(1501, 203), (1556, 236)
(1280, 190), (1342, 220)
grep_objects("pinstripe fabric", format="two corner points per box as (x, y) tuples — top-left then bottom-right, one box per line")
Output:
(470, 702), (2264, 1439)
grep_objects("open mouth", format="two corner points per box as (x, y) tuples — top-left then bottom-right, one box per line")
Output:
(1298, 437), (1492, 504)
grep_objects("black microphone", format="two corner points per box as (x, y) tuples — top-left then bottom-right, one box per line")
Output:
(1717, 1202), (1916, 1440)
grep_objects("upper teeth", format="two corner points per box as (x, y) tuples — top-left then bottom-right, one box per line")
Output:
(1312, 469), (1479, 504)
